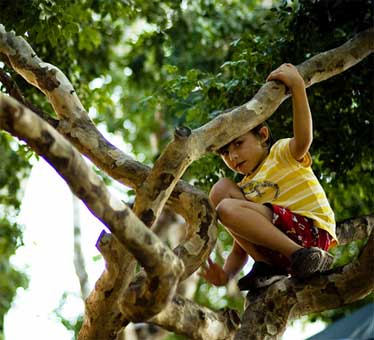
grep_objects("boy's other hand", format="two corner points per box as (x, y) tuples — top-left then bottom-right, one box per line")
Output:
(266, 63), (304, 92)
(199, 257), (229, 286)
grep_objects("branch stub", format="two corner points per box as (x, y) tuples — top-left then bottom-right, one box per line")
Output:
(174, 126), (192, 139)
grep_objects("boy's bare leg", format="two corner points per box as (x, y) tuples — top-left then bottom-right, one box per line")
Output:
(210, 178), (289, 261)
(210, 178), (333, 280)
(229, 231), (271, 263)
(210, 178), (302, 258)
(216, 198), (303, 258)
(210, 179), (275, 268)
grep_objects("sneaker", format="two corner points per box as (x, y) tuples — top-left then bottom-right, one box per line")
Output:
(290, 247), (334, 278)
(237, 262), (288, 291)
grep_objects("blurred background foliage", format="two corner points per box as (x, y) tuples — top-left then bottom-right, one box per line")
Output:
(0, 0), (373, 338)
(0, 133), (30, 338)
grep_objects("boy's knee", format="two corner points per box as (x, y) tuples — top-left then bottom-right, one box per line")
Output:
(216, 198), (237, 224)
(209, 178), (237, 207)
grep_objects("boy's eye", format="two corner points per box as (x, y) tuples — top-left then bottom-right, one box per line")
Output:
(234, 140), (242, 147)
(219, 148), (229, 156)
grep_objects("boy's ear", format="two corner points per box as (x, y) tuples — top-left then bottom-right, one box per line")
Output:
(259, 126), (269, 143)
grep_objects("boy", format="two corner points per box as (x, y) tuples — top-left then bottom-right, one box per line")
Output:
(201, 64), (336, 291)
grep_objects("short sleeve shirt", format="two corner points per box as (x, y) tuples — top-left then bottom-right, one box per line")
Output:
(238, 138), (337, 241)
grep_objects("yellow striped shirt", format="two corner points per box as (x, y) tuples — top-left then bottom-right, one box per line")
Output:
(238, 138), (337, 241)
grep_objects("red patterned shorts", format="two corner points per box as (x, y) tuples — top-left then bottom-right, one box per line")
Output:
(256, 205), (334, 270)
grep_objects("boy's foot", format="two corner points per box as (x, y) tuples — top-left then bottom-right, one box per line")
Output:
(237, 262), (288, 291)
(290, 247), (334, 278)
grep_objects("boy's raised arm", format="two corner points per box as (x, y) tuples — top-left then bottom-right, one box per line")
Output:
(267, 63), (313, 161)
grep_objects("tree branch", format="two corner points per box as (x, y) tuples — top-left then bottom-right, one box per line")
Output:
(150, 295), (240, 340)
(0, 93), (184, 322)
(78, 231), (135, 339)
(336, 215), (373, 245)
(0, 65), (58, 127)
(83, 230), (237, 340)
(1, 23), (373, 340)
(0, 24), (218, 338)
(0, 24), (217, 280)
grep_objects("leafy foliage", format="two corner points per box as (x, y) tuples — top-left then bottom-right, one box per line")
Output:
(53, 292), (84, 340)
(0, 218), (28, 336)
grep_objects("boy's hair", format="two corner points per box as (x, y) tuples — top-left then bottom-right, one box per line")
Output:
(217, 121), (273, 155)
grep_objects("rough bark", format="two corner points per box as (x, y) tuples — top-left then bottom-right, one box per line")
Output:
(97, 232), (240, 340)
(150, 295), (241, 340)
(0, 94), (185, 322)
(0, 24), (218, 338)
(0, 23), (217, 279)
(1, 24), (373, 340)
(335, 215), (373, 245)
(0, 93), (231, 339)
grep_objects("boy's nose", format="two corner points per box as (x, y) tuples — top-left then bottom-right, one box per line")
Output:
(229, 152), (238, 162)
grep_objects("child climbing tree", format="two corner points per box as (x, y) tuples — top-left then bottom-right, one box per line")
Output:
(0, 23), (373, 340)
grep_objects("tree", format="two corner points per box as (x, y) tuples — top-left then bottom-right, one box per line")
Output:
(0, 13), (373, 339)
(1, 0), (373, 338)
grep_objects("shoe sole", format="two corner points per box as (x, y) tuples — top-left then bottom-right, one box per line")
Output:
(291, 247), (334, 278)
(238, 274), (288, 291)
(255, 274), (288, 288)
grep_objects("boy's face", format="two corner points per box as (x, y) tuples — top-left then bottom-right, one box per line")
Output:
(219, 130), (267, 175)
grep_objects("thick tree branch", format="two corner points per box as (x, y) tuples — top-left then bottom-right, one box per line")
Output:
(0, 93), (184, 322)
(0, 66), (58, 127)
(78, 231), (135, 339)
(1, 23), (373, 340)
(0, 24), (217, 338)
(298, 28), (374, 87)
(0, 24), (217, 280)
(336, 215), (373, 245)
(150, 295), (240, 340)
(127, 216), (374, 340)
(84, 231), (238, 339)
(0, 90), (216, 336)
(133, 27), (374, 227)
(0, 27), (84, 121)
